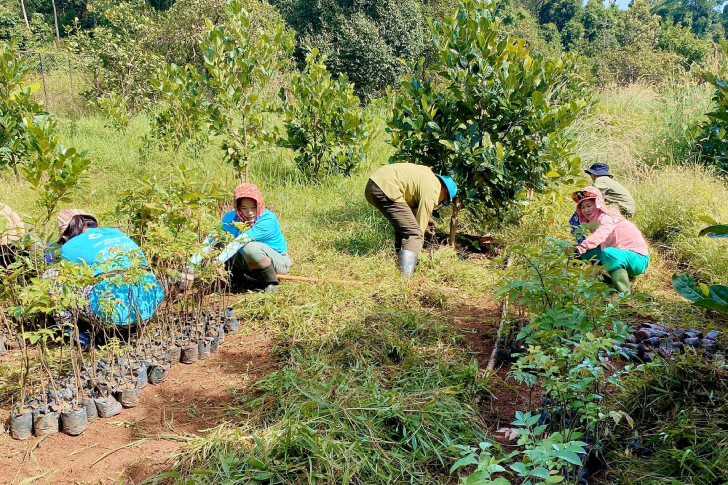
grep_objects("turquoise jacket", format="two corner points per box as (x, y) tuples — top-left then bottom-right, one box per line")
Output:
(61, 228), (164, 325)
(191, 209), (287, 265)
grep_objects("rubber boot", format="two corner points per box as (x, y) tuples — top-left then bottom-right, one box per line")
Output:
(611, 268), (631, 296)
(398, 250), (417, 277)
(251, 263), (279, 293)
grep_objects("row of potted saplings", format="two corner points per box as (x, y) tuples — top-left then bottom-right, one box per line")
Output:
(8, 308), (240, 440)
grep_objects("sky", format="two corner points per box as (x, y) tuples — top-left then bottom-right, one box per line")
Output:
(608, 0), (633, 9)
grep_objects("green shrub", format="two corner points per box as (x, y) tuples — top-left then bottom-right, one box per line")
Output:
(279, 49), (374, 180)
(589, 44), (682, 86)
(0, 42), (45, 176)
(659, 24), (711, 67)
(697, 41), (728, 173)
(388, 0), (591, 218)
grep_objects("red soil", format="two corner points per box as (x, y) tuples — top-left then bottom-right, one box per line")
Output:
(0, 330), (273, 485)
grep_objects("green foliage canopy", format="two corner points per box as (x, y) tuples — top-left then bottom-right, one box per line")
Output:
(271, 0), (431, 97)
(387, 0), (591, 217)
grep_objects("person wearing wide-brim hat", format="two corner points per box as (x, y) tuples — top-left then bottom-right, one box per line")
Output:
(584, 163), (635, 218)
(365, 163), (457, 277)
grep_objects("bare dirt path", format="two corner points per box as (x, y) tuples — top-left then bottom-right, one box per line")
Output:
(0, 331), (274, 485)
(448, 296), (540, 436)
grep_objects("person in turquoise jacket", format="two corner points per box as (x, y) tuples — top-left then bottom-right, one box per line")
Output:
(55, 209), (164, 325)
(188, 183), (291, 292)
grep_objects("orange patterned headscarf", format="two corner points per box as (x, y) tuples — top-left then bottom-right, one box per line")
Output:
(234, 183), (266, 225)
(574, 185), (623, 224)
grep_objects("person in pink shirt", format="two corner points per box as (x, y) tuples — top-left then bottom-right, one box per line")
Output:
(572, 186), (649, 295)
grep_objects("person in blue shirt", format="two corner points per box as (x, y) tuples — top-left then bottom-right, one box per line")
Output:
(189, 183), (291, 292)
(54, 209), (164, 325)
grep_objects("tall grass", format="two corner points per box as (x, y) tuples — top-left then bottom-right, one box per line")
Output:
(568, 77), (713, 178)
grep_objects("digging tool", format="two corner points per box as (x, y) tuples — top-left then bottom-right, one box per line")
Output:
(276, 274), (363, 285)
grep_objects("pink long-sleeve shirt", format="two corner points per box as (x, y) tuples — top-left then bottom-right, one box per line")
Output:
(576, 212), (649, 256)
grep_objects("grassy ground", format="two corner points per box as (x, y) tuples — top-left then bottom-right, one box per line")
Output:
(2, 75), (728, 483)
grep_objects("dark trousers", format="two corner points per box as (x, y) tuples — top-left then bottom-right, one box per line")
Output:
(365, 179), (424, 254)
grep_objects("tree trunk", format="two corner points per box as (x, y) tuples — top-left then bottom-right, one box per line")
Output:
(51, 0), (60, 41)
(449, 197), (461, 248)
(19, 0), (30, 29)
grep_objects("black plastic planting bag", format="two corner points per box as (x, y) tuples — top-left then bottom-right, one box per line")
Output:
(198, 339), (211, 360)
(168, 346), (182, 365)
(34, 411), (59, 436)
(134, 366), (148, 389)
(148, 363), (170, 384)
(180, 345), (198, 364)
(10, 408), (33, 440)
(210, 334), (219, 353)
(61, 407), (88, 435)
(82, 397), (98, 423)
(95, 395), (122, 418)
(116, 387), (140, 408)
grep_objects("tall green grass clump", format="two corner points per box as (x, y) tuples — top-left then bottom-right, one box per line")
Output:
(631, 165), (728, 283)
(569, 77), (712, 175)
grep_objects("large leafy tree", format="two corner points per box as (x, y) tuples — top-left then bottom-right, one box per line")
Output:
(270, 0), (431, 96)
(387, 0), (591, 223)
(538, 0), (580, 31)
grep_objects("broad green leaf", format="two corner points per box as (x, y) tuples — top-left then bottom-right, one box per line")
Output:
(450, 455), (479, 473)
(672, 274), (703, 302)
(698, 224), (728, 238)
(553, 449), (583, 466)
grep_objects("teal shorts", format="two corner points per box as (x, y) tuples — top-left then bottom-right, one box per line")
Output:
(581, 246), (649, 277)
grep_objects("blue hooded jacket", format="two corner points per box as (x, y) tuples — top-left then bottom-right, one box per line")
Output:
(61, 228), (164, 325)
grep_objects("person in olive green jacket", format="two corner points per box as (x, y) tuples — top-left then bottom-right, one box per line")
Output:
(585, 163), (635, 217)
(365, 163), (457, 277)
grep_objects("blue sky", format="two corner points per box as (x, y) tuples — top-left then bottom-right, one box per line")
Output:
(609, 0), (633, 9)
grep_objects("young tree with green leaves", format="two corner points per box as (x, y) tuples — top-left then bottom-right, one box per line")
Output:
(388, 0), (590, 231)
(150, 0), (294, 181)
(0, 43), (45, 176)
(201, 0), (294, 181)
(279, 49), (374, 181)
